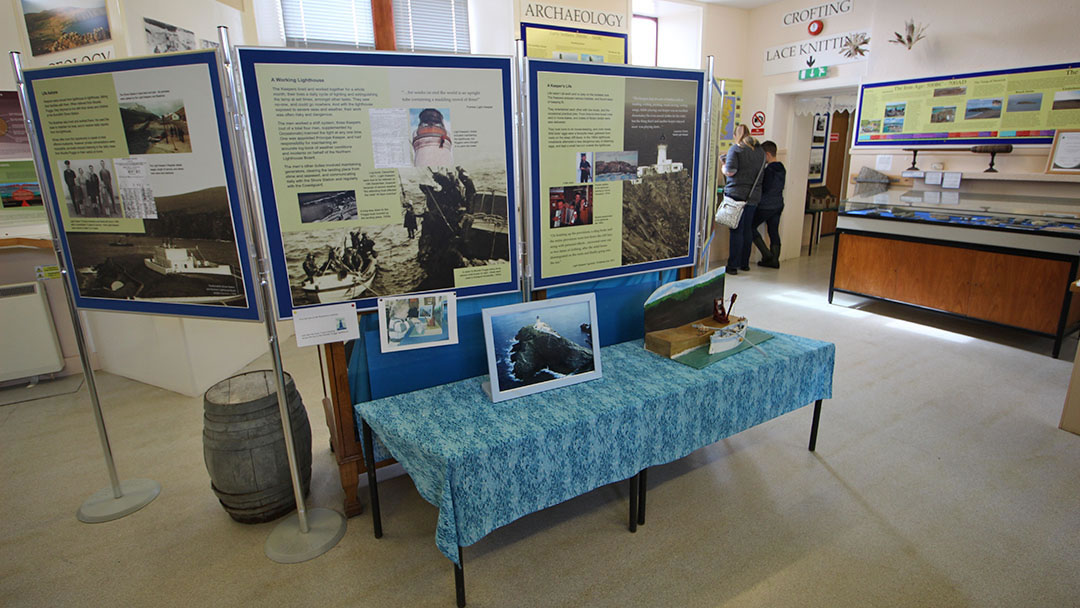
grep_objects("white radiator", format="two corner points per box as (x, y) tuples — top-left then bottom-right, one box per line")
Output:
(0, 282), (64, 382)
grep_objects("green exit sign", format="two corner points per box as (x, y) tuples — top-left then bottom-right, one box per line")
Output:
(799, 66), (829, 80)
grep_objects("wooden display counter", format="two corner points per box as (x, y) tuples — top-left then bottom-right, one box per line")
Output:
(829, 229), (1080, 357)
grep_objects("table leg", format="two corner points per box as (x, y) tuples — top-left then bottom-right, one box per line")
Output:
(361, 419), (382, 538)
(808, 399), (823, 452)
(455, 547), (466, 608)
(637, 468), (647, 526)
(628, 473), (639, 533)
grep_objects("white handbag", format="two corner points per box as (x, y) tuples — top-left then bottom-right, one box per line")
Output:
(715, 156), (767, 230)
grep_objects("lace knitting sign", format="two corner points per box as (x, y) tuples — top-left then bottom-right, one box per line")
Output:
(763, 30), (870, 76)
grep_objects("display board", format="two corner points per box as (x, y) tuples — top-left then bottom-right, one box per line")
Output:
(716, 78), (741, 150)
(521, 23), (627, 64)
(701, 77), (724, 238)
(527, 59), (704, 289)
(236, 48), (520, 319)
(855, 62), (1080, 146)
(22, 50), (260, 320)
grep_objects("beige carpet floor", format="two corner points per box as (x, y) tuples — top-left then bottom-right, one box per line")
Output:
(2, 237), (1078, 607)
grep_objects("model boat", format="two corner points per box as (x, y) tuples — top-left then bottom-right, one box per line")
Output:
(708, 319), (748, 354)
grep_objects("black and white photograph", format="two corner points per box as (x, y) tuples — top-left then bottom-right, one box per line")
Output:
(808, 148), (825, 180)
(482, 293), (601, 402)
(120, 98), (190, 154)
(65, 183), (246, 306)
(813, 114), (828, 144)
(56, 158), (120, 218)
(298, 189), (358, 223)
(594, 151), (637, 181)
(549, 185), (593, 228)
(113, 157), (157, 219)
(283, 161), (510, 307)
(144, 17), (196, 54)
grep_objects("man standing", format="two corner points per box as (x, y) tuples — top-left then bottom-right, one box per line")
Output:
(98, 160), (115, 216)
(403, 204), (418, 239)
(579, 153), (592, 183)
(86, 165), (101, 215)
(63, 161), (79, 214)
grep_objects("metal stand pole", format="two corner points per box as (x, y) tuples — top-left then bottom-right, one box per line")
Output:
(9, 51), (160, 523)
(515, 40), (533, 303)
(215, 27), (345, 562)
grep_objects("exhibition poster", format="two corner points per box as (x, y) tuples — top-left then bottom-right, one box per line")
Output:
(0, 92), (33, 159)
(522, 23), (627, 64)
(237, 48), (519, 318)
(22, 50), (259, 320)
(702, 77), (724, 237)
(715, 78), (741, 150)
(528, 60), (703, 288)
(856, 62), (1080, 146)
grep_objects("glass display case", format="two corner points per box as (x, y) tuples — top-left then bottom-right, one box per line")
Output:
(839, 190), (1080, 238)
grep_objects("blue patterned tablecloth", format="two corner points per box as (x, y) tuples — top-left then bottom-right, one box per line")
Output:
(355, 331), (835, 565)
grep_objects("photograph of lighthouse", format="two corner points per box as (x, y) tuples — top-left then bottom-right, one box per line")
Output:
(620, 76), (698, 266)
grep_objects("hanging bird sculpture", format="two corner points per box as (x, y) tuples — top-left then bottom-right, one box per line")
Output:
(890, 20), (927, 50)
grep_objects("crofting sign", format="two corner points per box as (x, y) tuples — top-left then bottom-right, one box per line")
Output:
(522, 2), (626, 31)
(782, 1), (853, 26)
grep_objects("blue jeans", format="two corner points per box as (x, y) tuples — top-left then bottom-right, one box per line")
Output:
(728, 203), (757, 270)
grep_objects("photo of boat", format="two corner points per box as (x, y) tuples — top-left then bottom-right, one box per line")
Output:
(300, 258), (376, 304)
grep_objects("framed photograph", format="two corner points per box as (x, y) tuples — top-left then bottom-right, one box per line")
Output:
(482, 293), (602, 402)
(1046, 129), (1080, 174)
(377, 291), (458, 353)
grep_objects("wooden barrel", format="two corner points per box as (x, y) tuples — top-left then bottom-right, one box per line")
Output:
(203, 370), (312, 524)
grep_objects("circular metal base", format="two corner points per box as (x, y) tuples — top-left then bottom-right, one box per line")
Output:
(265, 508), (346, 564)
(77, 478), (161, 523)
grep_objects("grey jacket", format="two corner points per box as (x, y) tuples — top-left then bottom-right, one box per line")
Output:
(723, 144), (766, 205)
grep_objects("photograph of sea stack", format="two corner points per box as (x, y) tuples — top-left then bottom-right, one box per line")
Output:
(488, 299), (596, 394)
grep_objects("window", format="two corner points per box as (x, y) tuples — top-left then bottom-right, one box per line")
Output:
(393, 0), (470, 54)
(280, 0), (376, 48)
(631, 15), (657, 67)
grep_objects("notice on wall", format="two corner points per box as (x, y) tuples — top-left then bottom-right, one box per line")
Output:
(238, 49), (519, 317)
(529, 60), (702, 288)
(23, 50), (258, 320)
(0, 160), (45, 226)
(522, 24), (626, 64)
(856, 62), (1080, 145)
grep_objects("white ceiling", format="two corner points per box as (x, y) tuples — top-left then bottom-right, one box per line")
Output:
(695, 0), (782, 9)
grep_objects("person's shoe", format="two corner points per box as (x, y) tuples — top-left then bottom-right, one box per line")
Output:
(740, 265), (750, 271)
(726, 266), (738, 275)
(757, 257), (779, 268)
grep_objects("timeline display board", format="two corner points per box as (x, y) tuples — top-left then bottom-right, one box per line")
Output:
(22, 50), (260, 320)
(521, 23), (627, 64)
(855, 62), (1080, 146)
(236, 49), (520, 319)
(527, 60), (704, 289)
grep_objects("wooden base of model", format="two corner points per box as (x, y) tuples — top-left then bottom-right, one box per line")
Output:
(645, 315), (746, 359)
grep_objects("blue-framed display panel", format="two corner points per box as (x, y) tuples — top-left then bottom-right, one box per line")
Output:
(22, 50), (260, 321)
(520, 23), (629, 64)
(854, 61), (1080, 147)
(527, 59), (705, 289)
(236, 48), (521, 319)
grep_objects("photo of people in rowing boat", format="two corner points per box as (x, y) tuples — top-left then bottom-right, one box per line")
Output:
(119, 98), (190, 154)
(57, 158), (121, 218)
(64, 183), (246, 306)
(549, 185), (592, 229)
(298, 189), (357, 223)
(282, 158), (510, 307)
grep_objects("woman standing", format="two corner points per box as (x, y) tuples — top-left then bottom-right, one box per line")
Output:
(722, 124), (766, 275)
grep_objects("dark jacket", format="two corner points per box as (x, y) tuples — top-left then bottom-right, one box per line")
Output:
(759, 161), (786, 210)
(723, 144), (766, 204)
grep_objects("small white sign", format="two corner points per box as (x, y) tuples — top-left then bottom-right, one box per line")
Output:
(924, 171), (943, 185)
(762, 29), (870, 75)
(875, 154), (892, 171)
(293, 302), (359, 348)
(940, 191), (960, 204)
(901, 170), (925, 178)
(941, 171), (963, 189)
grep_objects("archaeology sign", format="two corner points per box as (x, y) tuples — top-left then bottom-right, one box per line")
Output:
(521, 2), (627, 33)
(763, 30), (870, 76)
